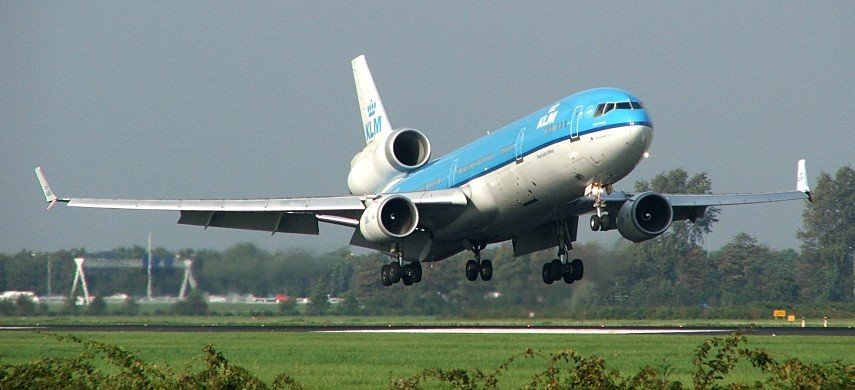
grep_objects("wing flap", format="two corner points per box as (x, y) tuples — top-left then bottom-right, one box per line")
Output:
(178, 211), (320, 235)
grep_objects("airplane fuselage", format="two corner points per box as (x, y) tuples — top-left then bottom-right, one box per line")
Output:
(384, 88), (653, 259)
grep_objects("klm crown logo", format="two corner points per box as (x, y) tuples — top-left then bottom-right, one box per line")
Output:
(367, 101), (377, 117)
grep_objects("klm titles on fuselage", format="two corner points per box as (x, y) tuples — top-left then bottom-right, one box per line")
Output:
(537, 104), (560, 129)
(364, 100), (382, 140)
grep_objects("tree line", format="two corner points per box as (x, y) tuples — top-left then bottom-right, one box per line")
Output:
(2, 166), (852, 318)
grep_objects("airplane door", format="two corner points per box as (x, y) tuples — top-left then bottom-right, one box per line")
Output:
(570, 105), (583, 140)
(515, 127), (526, 162)
(448, 159), (458, 187)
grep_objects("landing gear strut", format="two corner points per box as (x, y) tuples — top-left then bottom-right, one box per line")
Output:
(380, 246), (422, 287)
(464, 241), (493, 282)
(542, 219), (584, 285)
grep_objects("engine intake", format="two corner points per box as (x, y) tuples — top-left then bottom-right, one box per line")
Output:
(386, 128), (431, 170)
(616, 192), (673, 242)
(359, 195), (419, 243)
(348, 128), (431, 194)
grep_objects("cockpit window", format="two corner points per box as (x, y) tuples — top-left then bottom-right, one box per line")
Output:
(593, 101), (644, 117)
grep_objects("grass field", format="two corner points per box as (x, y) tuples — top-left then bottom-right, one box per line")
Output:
(0, 330), (851, 388)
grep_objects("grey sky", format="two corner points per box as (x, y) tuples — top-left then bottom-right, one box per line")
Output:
(2, 2), (852, 255)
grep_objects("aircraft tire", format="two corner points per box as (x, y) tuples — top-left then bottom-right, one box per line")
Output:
(590, 215), (601, 231)
(389, 262), (402, 284)
(542, 263), (554, 284)
(480, 259), (493, 281)
(465, 260), (480, 281)
(571, 258), (584, 281)
(381, 264), (393, 286)
(550, 259), (563, 281)
(562, 263), (575, 284)
(402, 273), (414, 286)
(411, 261), (422, 283)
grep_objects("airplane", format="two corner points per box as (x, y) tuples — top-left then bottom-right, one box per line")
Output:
(35, 55), (812, 287)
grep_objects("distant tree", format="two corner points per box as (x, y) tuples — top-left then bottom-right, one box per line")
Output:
(337, 290), (363, 316)
(14, 295), (37, 316)
(62, 295), (80, 316)
(277, 298), (299, 316)
(797, 165), (854, 302)
(117, 296), (140, 316)
(171, 290), (209, 316)
(714, 234), (771, 305)
(305, 281), (330, 316)
(85, 295), (107, 316)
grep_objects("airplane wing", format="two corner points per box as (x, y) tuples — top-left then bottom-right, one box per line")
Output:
(35, 167), (467, 235)
(555, 159), (811, 221)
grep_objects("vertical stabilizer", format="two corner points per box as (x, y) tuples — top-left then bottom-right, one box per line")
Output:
(352, 55), (393, 144)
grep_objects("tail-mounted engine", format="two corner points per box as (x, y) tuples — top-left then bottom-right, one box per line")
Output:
(348, 128), (431, 194)
(616, 192), (673, 242)
(359, 195), (419, 243)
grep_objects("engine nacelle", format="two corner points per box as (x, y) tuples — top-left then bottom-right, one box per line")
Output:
(348, 128), (431, 194)
(359, 195), (419, 243)
(616, 192), (673, 242)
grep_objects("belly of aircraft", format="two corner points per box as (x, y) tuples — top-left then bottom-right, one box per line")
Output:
(431, 124), (652, 243)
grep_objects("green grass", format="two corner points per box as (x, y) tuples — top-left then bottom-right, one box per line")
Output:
(0, 331), (851, 388)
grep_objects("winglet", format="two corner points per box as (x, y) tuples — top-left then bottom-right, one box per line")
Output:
(796, 159), (812, 202)
(35, 166), (63, 210)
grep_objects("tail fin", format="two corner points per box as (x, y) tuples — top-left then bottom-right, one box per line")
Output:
(352, 55), (393, 144)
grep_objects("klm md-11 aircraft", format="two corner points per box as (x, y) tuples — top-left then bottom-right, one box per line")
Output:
(36, 55), (811, 287)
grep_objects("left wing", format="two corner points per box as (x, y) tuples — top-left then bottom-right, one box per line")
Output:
(35, 167), (467, 235)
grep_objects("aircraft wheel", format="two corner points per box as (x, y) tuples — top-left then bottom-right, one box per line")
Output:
(550, 259), (563, 281)
(590, 215), (601, 231)
(381, 264), (393, 286)
(389, 262), (402, 284)
(542, 263), (554, 284)
(402, 273), (414, 286)
(411, 261), (422, 283)
(571, 258), (584, 281)
(563, 262), (575, 284)
(465, 260), (480, 281)
(480, 259), (493, 281)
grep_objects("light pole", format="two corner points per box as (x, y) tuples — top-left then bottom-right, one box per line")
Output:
(46, 255), (52, 297)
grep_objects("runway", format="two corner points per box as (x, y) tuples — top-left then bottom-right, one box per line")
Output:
(1, 325), (852, 336)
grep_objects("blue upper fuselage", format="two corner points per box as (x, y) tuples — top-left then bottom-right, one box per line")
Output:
(387, 88), (652, 193)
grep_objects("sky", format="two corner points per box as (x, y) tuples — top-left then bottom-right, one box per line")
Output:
(2, 2), (852, 256)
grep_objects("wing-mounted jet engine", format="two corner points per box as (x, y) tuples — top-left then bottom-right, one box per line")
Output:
(359, 194), (420, 243)
(615, 192), (673, 242)
(347, 128), (431, 194)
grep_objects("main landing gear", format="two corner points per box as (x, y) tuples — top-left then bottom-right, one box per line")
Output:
(380, 252), (422, 287)
(464, 242), (493, 282)
(541, 219), (584, 284)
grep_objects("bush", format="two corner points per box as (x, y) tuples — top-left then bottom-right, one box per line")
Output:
(85, 296), (107, 316)
(278, 299), (299, 316)
(170, 290), (209, 316)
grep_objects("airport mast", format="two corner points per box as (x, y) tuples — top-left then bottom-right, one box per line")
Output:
(146, 232), (153, 300)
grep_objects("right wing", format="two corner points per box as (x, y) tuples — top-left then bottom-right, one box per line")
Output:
(35, 167), (467, 235)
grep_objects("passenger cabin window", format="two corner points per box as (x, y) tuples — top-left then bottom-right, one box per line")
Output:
(593, 101), (644, 117)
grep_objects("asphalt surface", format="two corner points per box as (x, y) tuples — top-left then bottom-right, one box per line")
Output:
(1, 324), (852, 336)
